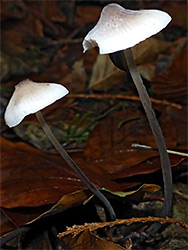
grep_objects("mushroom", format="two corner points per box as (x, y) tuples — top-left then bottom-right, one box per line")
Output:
(83, 3), (172, 222)
(83, 4), (171, 54)
(5, 79), (69, 127)
(4, 79), (116, 221)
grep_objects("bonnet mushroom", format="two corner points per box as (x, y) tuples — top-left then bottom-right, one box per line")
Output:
(83, 4), (171, 54)
(4, 79), (116, 221)
(83, 3), (172, 221)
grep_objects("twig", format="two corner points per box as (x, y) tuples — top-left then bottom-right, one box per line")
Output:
(57, 216), (188, 238)
(68, 93), (182, 109)
(132, 144), (188, 157)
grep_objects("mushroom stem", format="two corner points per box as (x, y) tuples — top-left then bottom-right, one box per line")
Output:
(35, 110), (116, 221)
(110, 48), (172, 218)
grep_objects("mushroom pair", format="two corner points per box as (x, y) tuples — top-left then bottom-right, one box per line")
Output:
(83, 3), (172, 222)
(4, 3), (172, 226)
(4, 79), (116, 221)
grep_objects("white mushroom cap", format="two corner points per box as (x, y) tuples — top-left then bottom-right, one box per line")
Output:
(4, 79), (69, 128)
(83, 3), (171, 54)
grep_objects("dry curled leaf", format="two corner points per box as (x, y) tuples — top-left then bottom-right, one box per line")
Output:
(103, 184), (161, 203)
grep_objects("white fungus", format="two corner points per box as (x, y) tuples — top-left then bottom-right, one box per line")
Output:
(5, 79), (69, 127)
(83, 3), (171, 54)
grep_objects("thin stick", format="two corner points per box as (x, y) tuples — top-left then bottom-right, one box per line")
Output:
(132, 144), (188, 157)
(68, 93), (181, 110)
(35, 111), (116, 221)
(58, 216), (188, 238)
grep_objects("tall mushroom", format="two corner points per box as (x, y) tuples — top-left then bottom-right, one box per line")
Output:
(4, 79), (116, 221)
(83, 3), (172, 222)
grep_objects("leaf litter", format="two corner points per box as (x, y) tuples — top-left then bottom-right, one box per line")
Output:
(0, 0), (187, 249)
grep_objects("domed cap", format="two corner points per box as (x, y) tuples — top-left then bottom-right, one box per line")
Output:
(5, 79), (69, 127)
(83, 3), (171, 54)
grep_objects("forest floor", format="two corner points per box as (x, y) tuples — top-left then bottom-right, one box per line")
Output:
(0, 1), (187, 249)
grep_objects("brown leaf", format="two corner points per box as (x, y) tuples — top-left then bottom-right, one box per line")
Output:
(75, 6), (101, 27)
(166, 106), (188, 145)
(1, 137), (120, 209)
(1, 182), (161, 230)
(70, 59), (87, 93)
(27, 190), (93, 225)
(132, 37), (171, 66)
(89, 54), (127, 91)
(2, 13), (43, 47)
(0, 189), (92, 230)
(61, 230), (126, 250)
(0, 209), (16, 236)
(163, 1), (187, 28)
(1, 0), (27, 20)
(103, 184), (161, 204)
(1, 206), (50, 230)
(113, 153), (186, 182)
(84, 108), (177, 176)
(42, 1), (65, 23)
(151, 48), (187, 102)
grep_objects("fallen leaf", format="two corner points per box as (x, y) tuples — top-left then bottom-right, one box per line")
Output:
(71, 59), (87, 93)
(163, 1), (187, 28)
(0, 209), (16, 236)
(84, 108), (177, 176)
(1, 137), (120, 209)
(166, 106), (188, 145)
(1, 0), (27, 20)
(103, 184), (161, 203)
(151, 48), (187, 102)
(0, 189), (92, 230)
(75, 6), (101, 27)
(137, 63), (156, 81)
(1, 204), (52, 230)
(61, 230), (126, 250)
(28, 183), (161, 226)
(42, 1), (65, 23)
(26, 190), (93, 225)
(0, 183), (162, 230)
(13, 122), (67, 150)
(89, 54), (127, 91)
(114, 154), (187, 187)
(132, 37), (171, 66)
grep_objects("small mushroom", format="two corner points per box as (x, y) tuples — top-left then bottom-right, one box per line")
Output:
(83, 3), (172, 224)
(4, 79), (116, 221)
(83, 3), (171, 54)
(5, 79), (69, 127)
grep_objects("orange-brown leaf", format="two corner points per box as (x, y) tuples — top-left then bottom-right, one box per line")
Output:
(1, 137), (120, 209)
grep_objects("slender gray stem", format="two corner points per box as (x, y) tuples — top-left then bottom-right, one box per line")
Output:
(123, 48), (172, 218)
(35, 111), (116, 221)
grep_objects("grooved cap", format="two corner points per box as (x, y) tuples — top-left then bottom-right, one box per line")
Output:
(4, 79), (69, 127)
(83, 3), (171, 54)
